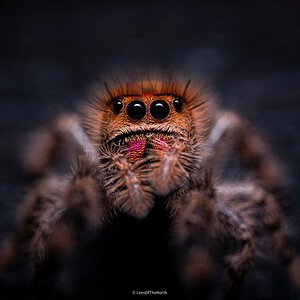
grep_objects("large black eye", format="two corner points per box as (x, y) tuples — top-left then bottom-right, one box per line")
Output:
(150, 100), (170, 120)
(112, 98), (123, 114)
(127, 100), (146, 120)
(173, 97), (183, 112)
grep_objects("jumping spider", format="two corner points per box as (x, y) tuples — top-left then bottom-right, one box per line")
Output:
(0, 73), (299, 299)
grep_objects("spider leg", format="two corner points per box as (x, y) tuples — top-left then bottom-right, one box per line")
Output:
(0, 186), (45, 275)
(206, 110), (283, 191)
(171, 183), (216, 299)
(253, 188), (300, 290)
(214, 190), (256, 300)
(216, 182), (300, 298)
(23, 113), (98, 175)
(99, 144), (154, 218)
(32, 157), (104, 294)
(0, 156), (104, 296)
(171, 177), (256, 300)
(0, 174), (69, 295)
(174, 189), (214, 277)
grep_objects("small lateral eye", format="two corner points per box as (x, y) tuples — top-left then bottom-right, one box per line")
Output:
(173, 97), (183, 112)
(112, 98), (123, 114)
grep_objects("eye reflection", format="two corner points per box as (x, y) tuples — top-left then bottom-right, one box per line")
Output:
(173, 97), (183, 112)
(112, 98), (123, 114)
(150, 100), (170, 120)
(127, 100), (147, 120)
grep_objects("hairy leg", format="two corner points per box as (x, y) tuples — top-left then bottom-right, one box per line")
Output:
(23, 113), (98, 175)
(0, 156), (104, 296)
(216, 182), (300, 295)
(171, 183), (216, 299)
(99, 144), (154, 218)
(171, 178), (256, 300)
(215, 185), (258, 300)
(0, 175), (69, 275)
(206, 110), (283, 191)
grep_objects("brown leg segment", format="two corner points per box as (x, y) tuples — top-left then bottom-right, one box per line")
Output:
(172, 182), (257, 300)
(172, 186), (216, 299)
(216, 182), (300, 296)
(0, 156), (104, 297)
(23, 113), (98, 175)
(206, 110), (283, 191)
(215, 199), (256, 300)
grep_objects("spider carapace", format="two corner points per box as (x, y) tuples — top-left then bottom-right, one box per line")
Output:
(0, 73), (299, 300)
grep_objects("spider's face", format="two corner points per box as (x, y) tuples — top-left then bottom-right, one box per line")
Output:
(105, 94), (192, 162)
(86, 77), (210, 217)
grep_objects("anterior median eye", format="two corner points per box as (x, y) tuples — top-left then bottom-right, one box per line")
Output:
(112, 98), (123, 114)
(127, 100), (147, 120)
(150, 100), (170, 120)
(173, 97), (183, 112)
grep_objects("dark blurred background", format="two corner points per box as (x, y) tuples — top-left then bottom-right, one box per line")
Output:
(0, 0), (300, 299)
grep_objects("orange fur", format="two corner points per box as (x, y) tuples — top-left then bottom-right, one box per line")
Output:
(84, 72), (212, 145)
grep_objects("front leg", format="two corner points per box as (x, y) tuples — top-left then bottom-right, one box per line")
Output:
(174, 189), (215, 298)
(215, 196), (256, 300)
(171, 175), (217, 299)
(171, 180), (256, 300)
(0, 156), (105, 298)
(31, 156), (104, 295)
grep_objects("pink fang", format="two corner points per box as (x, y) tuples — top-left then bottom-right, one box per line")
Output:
(153, 138), (172, 153)
(127, 139), (147, 163)
(127, 137), (173, 163)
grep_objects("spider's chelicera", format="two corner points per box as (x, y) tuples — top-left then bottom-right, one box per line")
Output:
(0, 73), (299, 299)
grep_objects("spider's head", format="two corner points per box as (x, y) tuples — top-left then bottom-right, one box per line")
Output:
(106, 93), (191, 162)
(86, 76), (210, 163)
(85, 74), (211, 218)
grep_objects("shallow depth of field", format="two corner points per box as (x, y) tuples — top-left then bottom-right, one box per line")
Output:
(0, 1), (299, 299)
